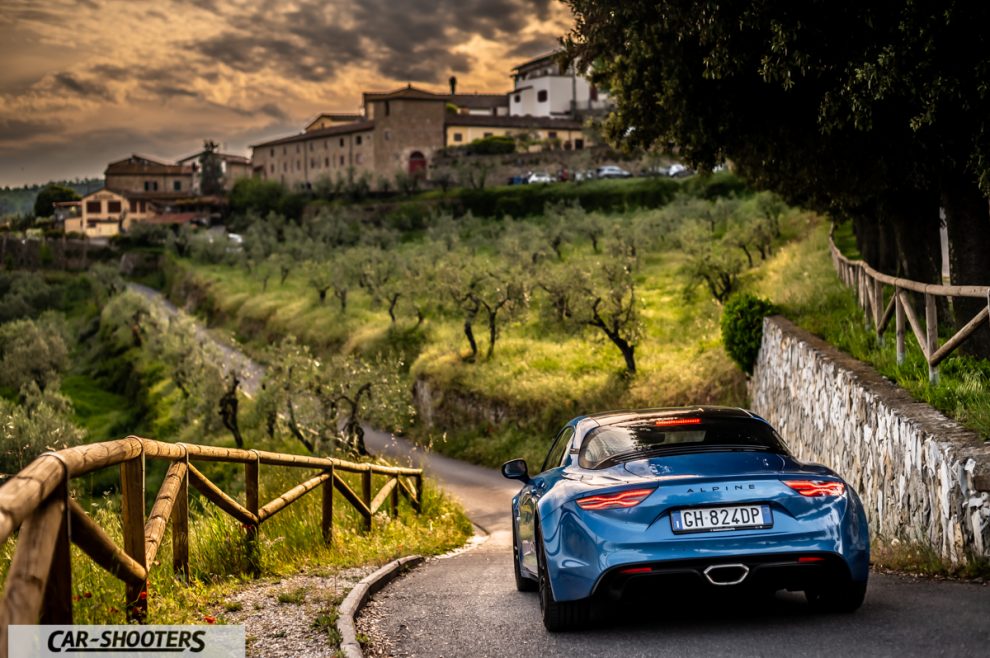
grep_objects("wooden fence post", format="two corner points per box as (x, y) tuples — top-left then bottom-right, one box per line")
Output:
(172, 456), (189, 581)
(321, 465), (334, 545)
(413, 473), (423, 513)
(874, 279), (884, 339)
(895, 289), (906, 365)
(120, 456), (147, 622)
(925, 293), (939, 385)
(40, 480), (72, 624)
(390, 475), (399, 516)
(362, 471), (372, 531)
(245, 455), (260, 576)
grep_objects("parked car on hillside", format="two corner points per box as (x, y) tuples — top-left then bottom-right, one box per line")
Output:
(595, 165), (632, 179)
(527, 171), (555, 184)
(502, 406), (870, 631)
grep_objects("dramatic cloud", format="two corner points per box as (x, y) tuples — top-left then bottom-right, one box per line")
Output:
(0, 0), (571, 186)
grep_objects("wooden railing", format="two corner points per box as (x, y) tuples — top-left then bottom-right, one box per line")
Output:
(829, 230), (990, 383)
(0, 437), (422, 653)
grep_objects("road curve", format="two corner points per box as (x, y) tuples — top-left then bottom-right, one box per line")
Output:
(361, 430), (990, 658)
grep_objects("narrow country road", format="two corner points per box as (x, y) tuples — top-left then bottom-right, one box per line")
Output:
(361, 428), (990, 657)
(128, 282), (264, 396)
(132, 284), (990, 657)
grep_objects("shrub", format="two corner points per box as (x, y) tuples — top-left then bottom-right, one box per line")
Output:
(721, 293), (776, 374)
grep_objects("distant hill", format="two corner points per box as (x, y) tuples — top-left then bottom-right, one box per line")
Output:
(0, 179), (105, 218)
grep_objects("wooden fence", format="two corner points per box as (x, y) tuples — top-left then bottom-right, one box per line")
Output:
(0, 437), (422, 654)
(829, 230), (990, 383)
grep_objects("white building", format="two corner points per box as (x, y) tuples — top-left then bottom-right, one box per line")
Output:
(508, 52), (610, 119)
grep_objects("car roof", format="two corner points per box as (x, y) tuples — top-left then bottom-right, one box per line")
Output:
(579, 406), (763, 428)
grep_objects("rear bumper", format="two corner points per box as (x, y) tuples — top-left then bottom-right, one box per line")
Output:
(594, 552), (853, 602)
(542, 499), (870, 601)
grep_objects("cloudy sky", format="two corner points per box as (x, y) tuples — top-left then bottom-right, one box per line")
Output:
(0, 0), (572, 187)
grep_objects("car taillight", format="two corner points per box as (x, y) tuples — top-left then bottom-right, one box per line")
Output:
(783, 480), (846, 496)
(576, 487), (655, 510)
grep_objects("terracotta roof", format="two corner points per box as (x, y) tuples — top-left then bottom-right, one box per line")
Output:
(445, 115), (584, 130)
(251, 120), (374, 149)
(105, 155), (193, 176)
(136, 212), (203, 225)
(363, 85), (448, 102)
(450, 93), (508, 109)
(511, 51), (560, 73)
(305, 113), (363, 131)
(176, 151), (251, 166)
(110, 190), (190, 201)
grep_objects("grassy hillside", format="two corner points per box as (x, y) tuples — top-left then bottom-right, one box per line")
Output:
(165, 181), (812, 468)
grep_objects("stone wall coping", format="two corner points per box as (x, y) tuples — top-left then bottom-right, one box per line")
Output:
(764, 316), (990, 491)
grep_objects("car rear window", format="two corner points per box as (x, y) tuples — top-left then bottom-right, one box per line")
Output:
(579, 417), (789, 469)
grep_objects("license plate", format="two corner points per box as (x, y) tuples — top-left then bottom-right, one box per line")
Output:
(671, 504), (772, 534)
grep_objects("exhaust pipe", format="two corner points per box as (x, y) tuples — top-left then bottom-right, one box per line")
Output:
(703, 563), (750, 586)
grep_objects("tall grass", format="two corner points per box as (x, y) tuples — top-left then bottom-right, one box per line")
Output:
(753, 220), (990, 439)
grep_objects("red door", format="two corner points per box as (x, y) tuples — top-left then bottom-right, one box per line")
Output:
(408, 151), (427, 174)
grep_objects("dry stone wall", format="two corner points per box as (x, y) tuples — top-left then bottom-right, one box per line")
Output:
(750, 316), (990, 564)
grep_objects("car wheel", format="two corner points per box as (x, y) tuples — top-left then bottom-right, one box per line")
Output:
(536, 523), (590, 631)
(805, 579), (867, 613)
(513, 519), (537, 592)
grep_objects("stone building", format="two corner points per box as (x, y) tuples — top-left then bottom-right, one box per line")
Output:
(66, 154), (223, 239)
(509, 52), (610, 118)
(251, 83), (586, 190)
(176, 150), (253, 192)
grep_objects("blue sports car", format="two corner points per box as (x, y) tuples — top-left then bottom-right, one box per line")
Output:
(501, 407), (870, 631)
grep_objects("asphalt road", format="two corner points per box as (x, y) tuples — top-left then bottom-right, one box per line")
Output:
(362, 429), (990, 658)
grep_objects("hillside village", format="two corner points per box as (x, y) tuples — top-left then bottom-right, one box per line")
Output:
(53, 52), (611, 239)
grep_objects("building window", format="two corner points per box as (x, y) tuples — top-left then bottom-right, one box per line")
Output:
(86, 201), (101, 214)
(537, 90), (548, 102)
(340, 155), (345, 165)
(311, 158), (317, 168)
(173, 181), (182, 191)
(548, 131), (557, 139)
(129, 200), (138, 212)
(324, 140), (328, 150)
(575, 138), (584, 150)
(483, 132), (493, 138)
(283, 147), (287, 154)
(107, 201), (121, 213)
(356, 135), (362, 145)
(514, 94), (520, 103)
(270, 164), (275, 173)
(143, 181), (150, 191)
(296, 160), (301, 171)
(590, 85), (598, 101)
(283, 163), (288, 172)
(309, 142), (314, 151)
(453, 132), (463, 142)
(340, 138), (344, 147)
(325, 157), (330, 167)
(270, 148), (275, 156)
(385, 101), (390, 116)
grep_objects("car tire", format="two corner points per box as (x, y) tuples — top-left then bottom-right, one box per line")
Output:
(536, 523), (590, 631)
(805, 579), (867, 613)
(513, 520), (537, 592)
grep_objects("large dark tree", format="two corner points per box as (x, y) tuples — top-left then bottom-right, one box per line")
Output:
(33, 184), (80, 219)
(564, 0), (990, 355)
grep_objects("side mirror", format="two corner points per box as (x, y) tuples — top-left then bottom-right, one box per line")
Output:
(501, 458), (530, 483)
